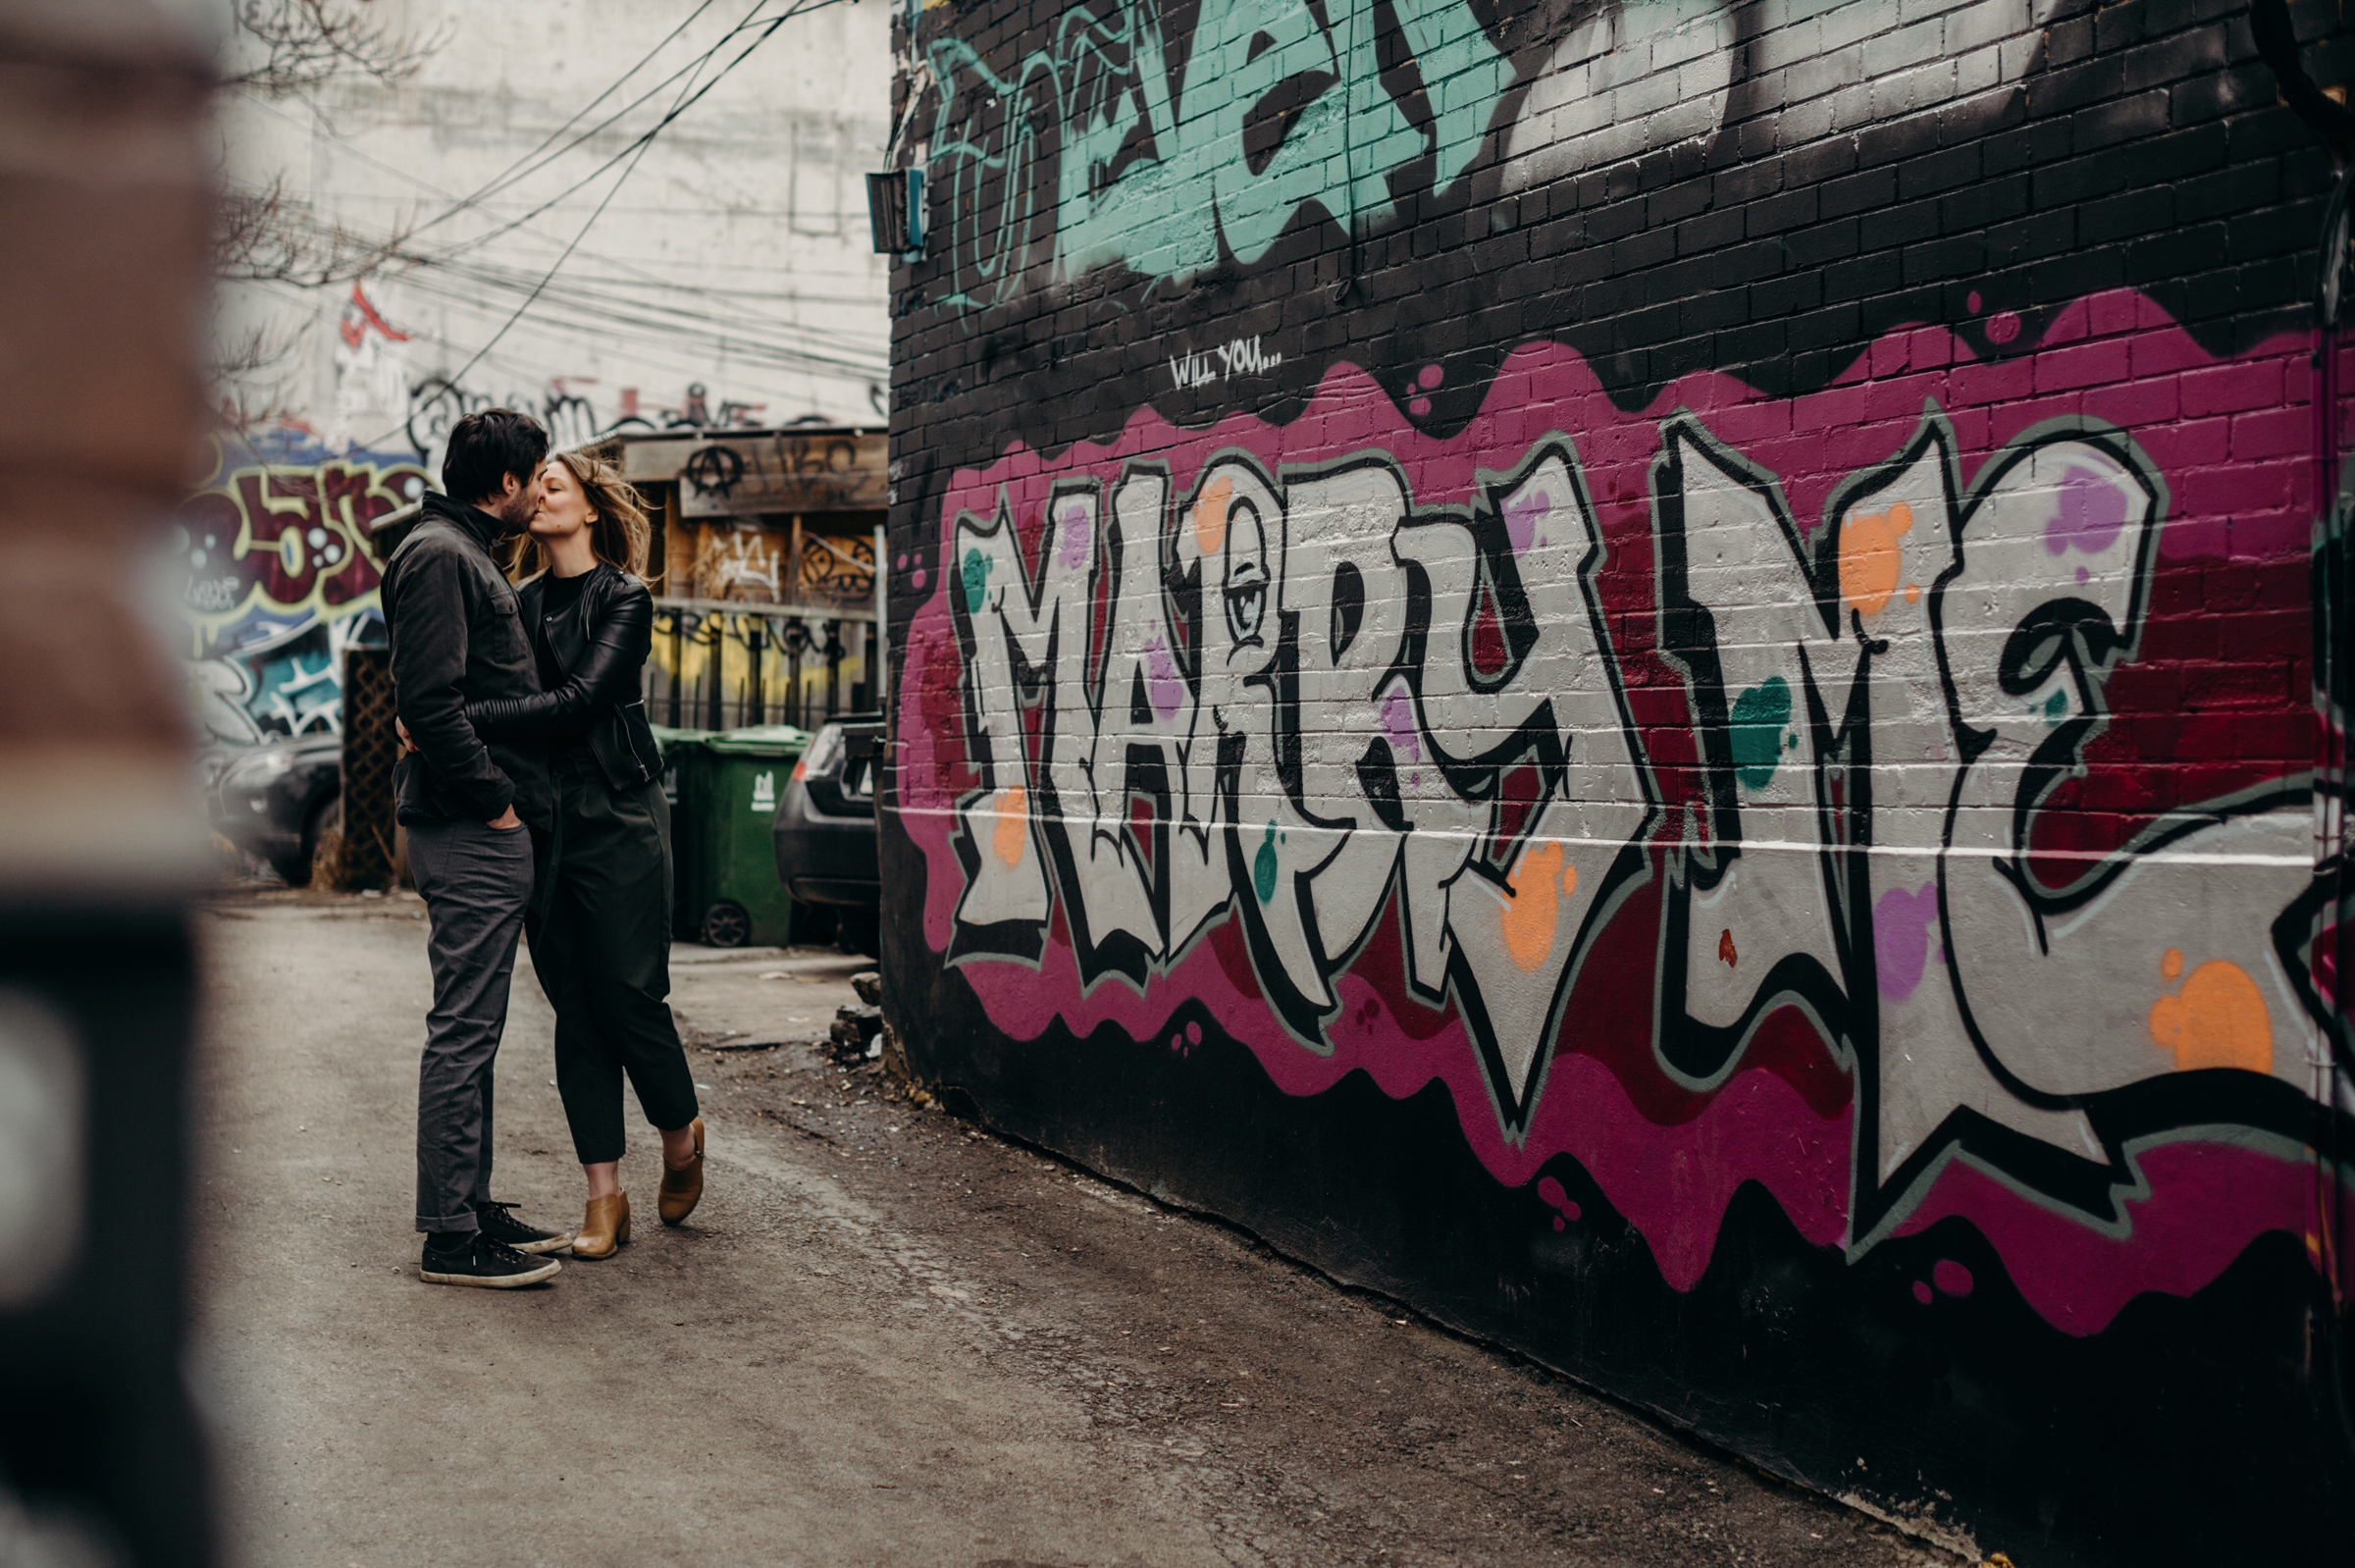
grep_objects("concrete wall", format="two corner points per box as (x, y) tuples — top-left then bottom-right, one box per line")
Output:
(880, 1), (2355, 1558)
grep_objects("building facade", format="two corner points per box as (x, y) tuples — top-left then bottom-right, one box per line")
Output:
(880, 0), (2355, 1558)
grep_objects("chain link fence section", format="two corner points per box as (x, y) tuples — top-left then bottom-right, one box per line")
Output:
(336, 647), (400, 890)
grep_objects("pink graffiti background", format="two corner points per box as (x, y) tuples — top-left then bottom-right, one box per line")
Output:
(893, 287), (2344, 1333)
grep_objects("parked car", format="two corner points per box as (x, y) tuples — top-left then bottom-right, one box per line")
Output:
(771, 714), (881, 953)
(204, 732), (342, 887)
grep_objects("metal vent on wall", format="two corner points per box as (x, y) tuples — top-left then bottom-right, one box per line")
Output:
(864, 169), (923, 258)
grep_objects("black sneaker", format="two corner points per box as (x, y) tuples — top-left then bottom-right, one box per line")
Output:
(420, 1232), (562, 1289)
(472, 1199), (573, 1256)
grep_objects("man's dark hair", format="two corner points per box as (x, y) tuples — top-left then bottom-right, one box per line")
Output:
(441, 409), (550, 504)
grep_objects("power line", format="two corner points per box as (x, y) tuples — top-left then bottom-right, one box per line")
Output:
(348, 0), (890, 444)
(419, 0), (730, 228)
(396, 0), (773, 244)
(410, 0), (858, 263)
(235, 187), (889, 377)
(227, 36), (888, 348)
(346, 25), (734, 451)
(348, 0), (864, 449)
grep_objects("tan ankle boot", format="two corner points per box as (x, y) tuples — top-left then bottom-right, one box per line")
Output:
(572, 1192), (630, 1258)
(658, 1119), (705, 1227)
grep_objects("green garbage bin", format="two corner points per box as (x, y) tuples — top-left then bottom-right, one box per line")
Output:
(651, 725), (714, 943)
(664, 724), (810, 948)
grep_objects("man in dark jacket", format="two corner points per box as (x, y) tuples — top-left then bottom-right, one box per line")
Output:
(381, 409), (571, 1287)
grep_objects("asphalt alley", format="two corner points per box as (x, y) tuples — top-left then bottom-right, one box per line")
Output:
(192, 887), (1954, 1568)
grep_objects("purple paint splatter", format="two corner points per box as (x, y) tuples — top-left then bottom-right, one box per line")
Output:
(2045, 465), (2127, 557)
(913, 567), (928, 590)
(1987, 310), (2020, 343)
(1537, 1176), (1580, 1231)
(1912, 1280), (1934, 1305)
(1872, 882), (1940, 1001)
(1408, 396), (1432, 418)
(1379, 685), (1422, 762)
(1142, 635), (1183, 721)
(1185, 1020), (1202, 1046)
(1933, 1259), (1974, 1297)
(1504, 488), (1551, 557)
(1058, 505), (1090, 567)
(1418, 363), (1443, 390)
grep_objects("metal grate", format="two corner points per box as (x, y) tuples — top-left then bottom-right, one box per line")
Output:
(338, 646), (400, 890)
(646, 602), (878, 729)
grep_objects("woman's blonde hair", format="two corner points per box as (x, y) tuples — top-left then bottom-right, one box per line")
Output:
(503, 449), (658, 584)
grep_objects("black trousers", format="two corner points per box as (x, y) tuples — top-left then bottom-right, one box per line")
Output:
(526, 753), (700, 1166)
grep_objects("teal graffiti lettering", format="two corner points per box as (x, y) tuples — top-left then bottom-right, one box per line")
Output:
(1729, 675), (1792, 791)
(925, 0), (1507, 309)
(962, 549), (993, 613)
(1253, 820), (1280, 904)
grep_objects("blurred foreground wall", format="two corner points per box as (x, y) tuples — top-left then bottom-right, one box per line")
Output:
(0, 4), (217, 1565)
(880, 1), (2355, 1561)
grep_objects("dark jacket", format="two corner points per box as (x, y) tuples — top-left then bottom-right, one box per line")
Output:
(380, 494), (551, 829)
(465, 562), (662, 793)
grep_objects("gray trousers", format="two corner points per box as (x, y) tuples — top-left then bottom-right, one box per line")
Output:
(407, 816), (536, 1234)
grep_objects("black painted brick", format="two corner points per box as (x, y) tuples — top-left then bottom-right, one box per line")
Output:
(1899, 142), (1983, 201)
(1979, 120), (2076, 178)
(1820, 167), (1896, 219)
(1938, 173), (2030, 235)
(2079, 185), (2175, 244)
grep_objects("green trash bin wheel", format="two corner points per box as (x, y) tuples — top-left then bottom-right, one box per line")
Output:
(702, 900), (752, 949)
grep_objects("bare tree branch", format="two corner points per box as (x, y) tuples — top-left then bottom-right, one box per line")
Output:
(215, 176), (413, 288)
(207, 1), (447, 435)
(208, 316), (306, 436)
(221, 0), (440, 99)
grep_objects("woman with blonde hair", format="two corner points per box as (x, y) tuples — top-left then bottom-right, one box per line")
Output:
(460, 448), (706, 1256)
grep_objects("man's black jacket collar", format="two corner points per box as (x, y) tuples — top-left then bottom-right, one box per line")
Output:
(418, 491), (511, 555)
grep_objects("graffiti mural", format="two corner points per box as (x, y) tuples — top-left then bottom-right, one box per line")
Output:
(916, 340), (2331, 1249)
(174, 437), (428, 738)
(914, 0), (2078, 316)
(923, 0), (1509, 305)
(889, 0), (2355, 1555)
(404, 371), (774, 477)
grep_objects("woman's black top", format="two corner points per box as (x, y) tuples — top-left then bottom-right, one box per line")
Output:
(532, 571), (594, 753)
(464, 561), (663, 792)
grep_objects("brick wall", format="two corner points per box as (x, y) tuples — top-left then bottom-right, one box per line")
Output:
(881, 2), (2355, 1556)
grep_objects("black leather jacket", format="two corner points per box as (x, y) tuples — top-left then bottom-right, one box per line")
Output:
(382, 494), (551, 829)
(464, 562), (662, 793)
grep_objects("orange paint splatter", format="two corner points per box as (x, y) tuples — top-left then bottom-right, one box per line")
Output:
(1500, 841), (1563, 971)
(2148, 959), (2273, 1073)
(2160, 947), (2183, 980)
(992, 785), (1029, 868)
(1193, 476), (1231, 556)
(1718, 927), (1738, 967)
(1559, 860), (1579, 898)
(1838, 500), (1913, 617)
(1904, 582), (1920, 604)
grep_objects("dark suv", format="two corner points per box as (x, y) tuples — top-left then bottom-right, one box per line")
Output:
(772, 714), (882, 953)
